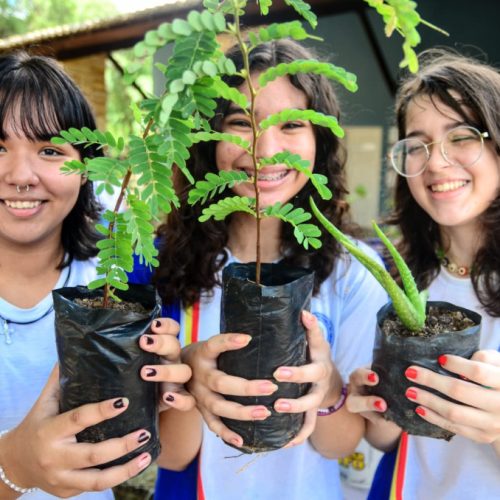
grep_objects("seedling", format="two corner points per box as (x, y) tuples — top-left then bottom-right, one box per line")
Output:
(310, 197), (428, 331)
(51, 0), (443, 304)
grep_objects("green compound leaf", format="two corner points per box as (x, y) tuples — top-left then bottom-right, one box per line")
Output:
(247, 21), (319, 47)
(259, 108), (344, 138)
(284, 0), (317, 28)
(263, 202), (322, 250)
(199, 196), (256, 222)
(258, 0), (272, 15)
(125, 195), (159, 267)
(190, 131), (250, 150)
(259, 150), (332, 200)
(210, 77), (249, 109)
(188, 170), (250, 205)
(364, 0), (448, 73)
(259, 60), (358, 92)
(310, 197), (425, 331)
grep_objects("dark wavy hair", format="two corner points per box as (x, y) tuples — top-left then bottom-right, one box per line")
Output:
(388, 49), (500, 316)
(155, 38), (357, 307)
(0, 51), (102, 267)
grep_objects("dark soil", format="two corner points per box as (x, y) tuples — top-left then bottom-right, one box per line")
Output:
(74, 297), (148, 314)
(382, 306), (476, 338)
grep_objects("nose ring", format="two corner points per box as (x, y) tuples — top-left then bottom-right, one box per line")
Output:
(16, 185), (30, 193)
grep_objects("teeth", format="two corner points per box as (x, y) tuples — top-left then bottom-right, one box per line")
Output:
(257, 171), (288, 181)
(430, 181), (467, 193)
(5, 200), (42, 209)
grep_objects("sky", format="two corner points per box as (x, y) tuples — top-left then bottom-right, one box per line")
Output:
(111, 0), (177, 14)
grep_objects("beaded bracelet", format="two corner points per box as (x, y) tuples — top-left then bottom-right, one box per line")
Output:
(317, 384), (348, 416)
(0, 430), (39, 495)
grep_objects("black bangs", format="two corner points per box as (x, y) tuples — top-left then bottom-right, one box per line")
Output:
(0, 53), (96, 144)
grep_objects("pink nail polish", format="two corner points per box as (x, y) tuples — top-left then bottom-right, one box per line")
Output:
(438, 355), (447, 366)
(368, 372), (377, 383)
(374, 400), (384, 411)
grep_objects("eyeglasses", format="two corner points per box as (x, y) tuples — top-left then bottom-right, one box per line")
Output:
(389, 125), (489, 178)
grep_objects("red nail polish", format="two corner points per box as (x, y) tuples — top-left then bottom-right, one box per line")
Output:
(374, 400), (384, 411)
(415, 407), (426, 416)
(405, 368), (418, 380)
(406, 388), (418, 400)
(368, 372), (377, 383)
(438, 355), (447, 366)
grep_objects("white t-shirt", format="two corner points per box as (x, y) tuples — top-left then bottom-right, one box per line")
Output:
(394, 269), (500, 499)
(0, 258), (114, 500)
(177, 246), (388, 500)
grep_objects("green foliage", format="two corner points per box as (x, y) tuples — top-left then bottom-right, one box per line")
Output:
(310, 197), (427, 331)
(51, 0), (437, 302)
(363, 0), (448, 72)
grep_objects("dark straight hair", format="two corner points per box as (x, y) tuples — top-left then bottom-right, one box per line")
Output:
(0, 51), (101, 266)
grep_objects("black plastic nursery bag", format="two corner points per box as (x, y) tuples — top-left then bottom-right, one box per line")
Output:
(370, 301), (481, 440)
(218, 262), (314, 453)
(53, 284), (162, 468)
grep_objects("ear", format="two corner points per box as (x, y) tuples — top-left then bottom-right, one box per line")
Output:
(81, 175), (87, 186)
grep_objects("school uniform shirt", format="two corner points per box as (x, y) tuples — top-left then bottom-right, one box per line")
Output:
(0, 258), (114, 500)
(369, 268), (500, 500)
(174, 245), (387, 500)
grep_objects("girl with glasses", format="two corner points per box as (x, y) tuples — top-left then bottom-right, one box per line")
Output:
(347, 49), (500, 499)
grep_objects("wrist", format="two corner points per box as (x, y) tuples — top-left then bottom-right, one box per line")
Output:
(0, 430), (38, 496)
(317, 384), (348, 417)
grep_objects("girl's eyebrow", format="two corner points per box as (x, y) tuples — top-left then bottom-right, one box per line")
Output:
(405, 120), (469, 139)
(225, 106), (246, 116)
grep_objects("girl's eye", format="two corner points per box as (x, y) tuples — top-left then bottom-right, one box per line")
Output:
(40, 147), (63, 157)
(0, 145), (6, 153)
(227, 118), (251, 128)
(283, 121), (304, 130)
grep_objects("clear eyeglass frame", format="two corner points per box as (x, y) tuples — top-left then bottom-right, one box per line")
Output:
(389, 125), (490, 178)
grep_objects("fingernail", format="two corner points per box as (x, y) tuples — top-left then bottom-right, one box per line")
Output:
(415, 407), (426, 416)
(374, 400), (384, 411)
(230, 437), (242, 447)
(251, 408), (271, 419)
(165, 394), (175, 402)
(405, 368), (418, 380)
(438, 355), (447, 366)
(406, 388), (418, 400)
(276, 401), (291, 412)
(113, 398), (126, 409)
(259, 381), (278, 394)
(144, 335), (154, 345)
(233, 334), (251, 345)
(145, 367), (157, 377)
(368, 372), (377, 383)
(155, 320), (161, 328)
(275, 368), (293, 380)
(138, 431), (150, 444)
(138, 453), (151, 469)
(301, 310), (314, 328)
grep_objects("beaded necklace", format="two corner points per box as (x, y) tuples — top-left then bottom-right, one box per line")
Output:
(436, 249), (472, 277)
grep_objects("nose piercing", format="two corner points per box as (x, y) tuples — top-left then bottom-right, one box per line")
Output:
(16, 185), (30, 193)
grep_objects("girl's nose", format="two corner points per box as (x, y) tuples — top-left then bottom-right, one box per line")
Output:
(3, 152), (38, 188)
(255, 127), (283, 159)
(425, 142), (451, 173)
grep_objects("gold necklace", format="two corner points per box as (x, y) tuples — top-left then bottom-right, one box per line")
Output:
(437, 249), (471, 277)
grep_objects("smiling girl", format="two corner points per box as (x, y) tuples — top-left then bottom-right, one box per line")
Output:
(347, 49), (500, 499)
(0, 51), (193, 499)
(150, 39), (388, 500)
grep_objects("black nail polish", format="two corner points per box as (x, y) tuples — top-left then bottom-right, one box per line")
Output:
(165, 394), (175, 402)
(144, 335), (154, 345)
(113, 398), (125, 409)
(146, 367), (157, 377)
(155, 320), (161, 328)
(138, 432), (150, 443)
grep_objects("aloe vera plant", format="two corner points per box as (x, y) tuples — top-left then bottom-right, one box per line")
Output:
(50, 0), (442, 305)
(310, 197), (428, 331)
